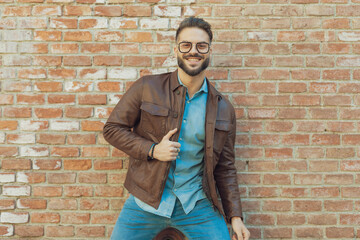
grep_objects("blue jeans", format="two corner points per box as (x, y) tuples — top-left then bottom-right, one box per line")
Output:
(110, 195), (231, 240)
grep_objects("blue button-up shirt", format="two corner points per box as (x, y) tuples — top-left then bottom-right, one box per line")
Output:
(134, 75), (208, 217)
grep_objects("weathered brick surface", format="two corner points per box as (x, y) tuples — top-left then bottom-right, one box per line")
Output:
(0, 1), (359, 239)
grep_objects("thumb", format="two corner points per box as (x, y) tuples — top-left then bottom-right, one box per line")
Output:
(163, 128), (177, 140)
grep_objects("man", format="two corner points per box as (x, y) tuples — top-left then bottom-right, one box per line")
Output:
(103, 17), (250, 240)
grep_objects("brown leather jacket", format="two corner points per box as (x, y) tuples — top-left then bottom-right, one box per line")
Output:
(103, 70), (242, 222)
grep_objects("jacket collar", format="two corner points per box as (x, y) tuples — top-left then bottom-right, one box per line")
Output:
(170, 69), (222, 100)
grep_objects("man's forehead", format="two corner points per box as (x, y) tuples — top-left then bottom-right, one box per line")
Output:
(177, 27), (210, 42)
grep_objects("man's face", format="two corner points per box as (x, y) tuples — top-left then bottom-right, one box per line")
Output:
(175, 27), (211, 77)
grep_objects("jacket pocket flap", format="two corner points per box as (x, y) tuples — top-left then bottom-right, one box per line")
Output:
(215, 120), (231, 131)
(140, 102), (169, 116)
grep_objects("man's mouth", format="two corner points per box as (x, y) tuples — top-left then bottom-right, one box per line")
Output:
(184, 55), (203, 63)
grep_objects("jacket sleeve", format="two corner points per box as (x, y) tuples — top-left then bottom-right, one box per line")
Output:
(213, 109), (243, 223)
(103, 77), (154, 161)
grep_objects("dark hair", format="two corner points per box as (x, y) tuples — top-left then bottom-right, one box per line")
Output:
(176, 17), (213, 43)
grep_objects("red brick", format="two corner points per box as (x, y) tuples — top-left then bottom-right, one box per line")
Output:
(34, 31), (61, 41)
(95, 31), (123, 42)
(17, 199), (46, 209)
(64, 159), (92, 170)
(81, 43), (109, 53)
(3, 6), (31, 16)
(50, 18), (77, 29)
(64, 31), (92, 41)
(249, 187), (278, 197)
(112, 43), (139, 53)
(64, 186), (92, 197)
(18, 69), (47, 79)
(325, 200), (353, 211)
(275, 56), (303, 67)
(249, 82), (276, 93)
(34, 56), (61, 66)
(261, 69), (289, 80)
(64, 56), (91, 66)
(291, 69), (320, 80)
(34, 82), (62, 92)
(125, 32), (152, 42)
(278, 31), (305, 41)
(217, 31), (244, 42)
(34, 108), (62, 118)
(51, 147), (79, 157)
(95, 186), (124, 197)
(94, 6), (122, 16)
(37, 134), (65, 145)
(78, 172), (107, 183)
(65, 107), (93, 118)
(48, 173), (76, 184)
(48, 94), (75, 104)
(263, 43), (290, 54)
(2, 159), (31, 170)
(293, 18), (321, 29)
(76, 226), (105, 237)
(326, 227), (354, 238)
(323, 18), (350, 29)
(323, 69), (350, 80)
(15, 225), (44, 237)
(46, 226), (74, 237)
(80, 199), (109, 210)
(296, 227), (323, 238)
(277, 214), (305, 225)
(247, 214), (275, 225)
(93, 159), (123, 170)
(245, 56), (272, 67)
(33, 186), (62, 197)
(94, 56), (122, 66)
(64, 6), (91, 16)
(62, 213), (90, 224)
(31, 212), (60, 223)
(48, 199), (77, 210)
(50, 43), (79, 53)
(124, 56), (151, 67)
(310, 160), (338, 171)
(4, 107), (31, 118)
(17, 94), (45, 105)
(79, 94), (107, 105)
(32, 6), (61, 15)
(48, 69), (76, 79)
(292, 43), (320, 54)
(279, 82), (307, 93)
(123, 5), (151, 16)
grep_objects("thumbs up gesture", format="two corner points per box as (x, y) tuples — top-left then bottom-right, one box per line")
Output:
(152, 128), (181, 162)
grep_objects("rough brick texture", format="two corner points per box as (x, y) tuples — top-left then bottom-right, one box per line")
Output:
(0, 1), (359, 239)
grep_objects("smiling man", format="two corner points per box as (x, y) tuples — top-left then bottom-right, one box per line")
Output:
(103, 17), (250, 240)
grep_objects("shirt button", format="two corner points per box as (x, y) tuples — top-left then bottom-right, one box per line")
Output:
(177, 156), (180, 159)
(187, 100), (190, 104)
(183, 120), (186, 123)
(179, 138), (182, 141)
(174, 188), (177, 191)
(176, 90), (180, 95)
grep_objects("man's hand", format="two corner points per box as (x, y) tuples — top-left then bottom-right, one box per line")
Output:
(231, 217), (250, 240)
(153, 128), (181, 161)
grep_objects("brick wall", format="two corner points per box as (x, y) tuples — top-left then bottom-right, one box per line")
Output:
(0, 0), (359, 239)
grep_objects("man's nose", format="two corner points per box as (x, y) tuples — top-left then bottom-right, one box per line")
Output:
(189, 44), (198, 54)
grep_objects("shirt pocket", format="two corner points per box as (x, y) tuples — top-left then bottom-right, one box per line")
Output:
(213, 120), (231, 154)
(140, 102), (169, 137)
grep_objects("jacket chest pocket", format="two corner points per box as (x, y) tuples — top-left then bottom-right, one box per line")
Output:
(213, 120), (231, 154)
(140, 102), (169, 137)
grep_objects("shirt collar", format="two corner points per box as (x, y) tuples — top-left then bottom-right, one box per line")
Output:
(177, 73), (208, 94)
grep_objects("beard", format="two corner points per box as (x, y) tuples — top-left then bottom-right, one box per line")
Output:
(177, 54), (210, 77)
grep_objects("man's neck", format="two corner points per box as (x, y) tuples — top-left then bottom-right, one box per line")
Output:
(178, 68), (206, 98)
